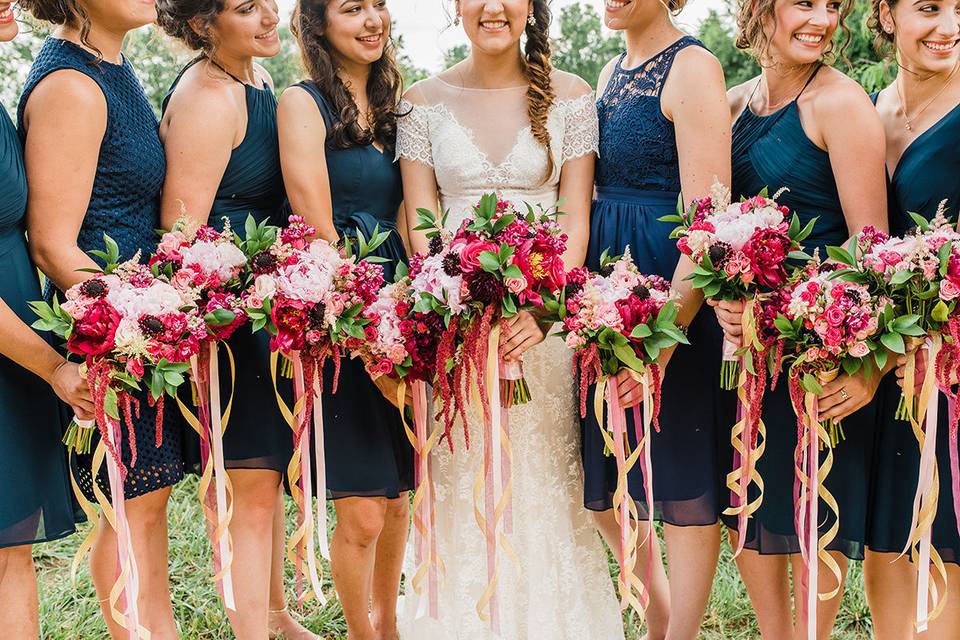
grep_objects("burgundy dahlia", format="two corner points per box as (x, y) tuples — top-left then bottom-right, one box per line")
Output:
(466, 271), (504, 305)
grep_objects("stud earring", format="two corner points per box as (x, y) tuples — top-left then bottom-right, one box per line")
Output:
(527, 13), (536, 27)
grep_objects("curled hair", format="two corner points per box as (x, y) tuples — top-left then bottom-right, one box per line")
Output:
(735, 0), (855, 66)
(291, 0), (403, 150)
(19, 0), (98, 58)
(156, 0), (226, 52)
(867, 0), (898, 57)
(665, 0), (689, 14)
(523, 0), (557, 180)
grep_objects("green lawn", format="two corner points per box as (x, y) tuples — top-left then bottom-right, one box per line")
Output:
(34, 476), (873, 639)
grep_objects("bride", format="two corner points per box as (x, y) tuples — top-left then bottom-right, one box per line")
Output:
(395, 1), (624, 638)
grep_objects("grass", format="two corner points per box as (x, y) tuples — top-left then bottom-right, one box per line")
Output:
(34, 476), (873, 639)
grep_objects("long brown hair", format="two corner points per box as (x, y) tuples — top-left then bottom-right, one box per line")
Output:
(867, 0), (898, 57)
(523, 0), (557, 179)
(291, 0), (403, 150)
(735, 0), (855, 65)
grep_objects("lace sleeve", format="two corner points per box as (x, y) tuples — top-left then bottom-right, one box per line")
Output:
(560, 93), (599, 163)
(395, 99), (434, 167)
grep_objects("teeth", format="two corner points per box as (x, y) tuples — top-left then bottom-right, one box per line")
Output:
(795, 34), (823, 43)
(481, 21), (508, 29)
(925, 41), (954, 51)
(359, 35), (381, 42)
(0, 7), (11, 19)
(606, 0), (629, 8)
(255, 28), (276, 39)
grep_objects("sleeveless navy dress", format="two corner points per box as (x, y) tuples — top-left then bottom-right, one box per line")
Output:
(0, 105), (76, 548)
(294, 81), (412, 498)
(584, 37), (735, 525)
(867, 95), (960, 564)
(720, 71), (876, 559)
(18, 38), (182, 502)
(162, 60), (292, 473)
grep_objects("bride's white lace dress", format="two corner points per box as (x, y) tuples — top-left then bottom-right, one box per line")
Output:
(395, 72), (624, 640)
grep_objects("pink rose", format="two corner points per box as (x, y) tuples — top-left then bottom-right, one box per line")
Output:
(247, 295), (264, 309)
(849, 341), (870, 358)
(460, 240), (498, 274)
(505, 276), (527, 294)
(824, 326), (844, 346)
(940, 279), (960, 301)
(825, 305), (845, 327)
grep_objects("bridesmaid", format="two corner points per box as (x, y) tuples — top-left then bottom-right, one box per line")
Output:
(155, 1), (314, 638)
(17, 0), (184, 636)
(0, 4), (93, 635)
(866, 0), (960, 636)
(277, 2), (411, 639)
(587, 1), (732, 637)
(713, 0), (887, 637)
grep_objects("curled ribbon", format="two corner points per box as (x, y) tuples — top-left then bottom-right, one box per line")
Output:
(900, 336), (949, 631)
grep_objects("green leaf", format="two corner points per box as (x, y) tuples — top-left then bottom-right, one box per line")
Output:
(104, 386), (120, 421)
(630, 324), (653, 339)
(932, 299), (951, 323)
(612, 343), (647, 372)
(478, 251), (501, 273)
(889, 270), (914, 285)
(842, 357), (862, 376)
(802, 373), (823, 395)
(874, 348), (888, 370)
(908, 211), (930, 231)
(204, 309), (237, 327)
(503, 264), (523, 279)
(825, 245), (855, 266)
(879, 331), (906, 354)
(795, 217), (818, 243)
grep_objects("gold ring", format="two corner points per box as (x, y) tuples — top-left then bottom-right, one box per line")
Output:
(839, 387), (849, 401)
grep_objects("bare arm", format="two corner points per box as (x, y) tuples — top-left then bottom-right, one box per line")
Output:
(159, 86), (239, 229)
(0, 300), (93, 418)
(277, 86), (338, 243)
(557, 153), (594, 269)
(399, 158), (440, 255)
(24, 71), (106, 291)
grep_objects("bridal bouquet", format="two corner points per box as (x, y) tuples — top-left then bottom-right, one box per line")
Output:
(662, 182), (814, 388)
(31, 235), (199, 637)
(151, 218), (250, 610)
(829, 208), (960, 628)
(547, 249), (686, 616)
(241, 214), (387, 604)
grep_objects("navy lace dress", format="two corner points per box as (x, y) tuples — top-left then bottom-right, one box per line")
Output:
(18, 38), (182, 502)
(0, 105), (76, 548)
(162, 60), (292, 473)
(867, 95), (960, 564)
(583, 36), (735, 525)
(719, 71), (876, 559)
(294, 81), (412, 498)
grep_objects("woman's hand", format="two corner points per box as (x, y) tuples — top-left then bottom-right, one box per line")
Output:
(817, 370), (882, 422)
(49, 361), (94, 421)
(500, 311), (547, 362)
(371, 374), (412, 410)
(707, 298), (745, 347)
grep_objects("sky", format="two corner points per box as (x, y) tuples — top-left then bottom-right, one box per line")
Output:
(277, 0), (726, 72)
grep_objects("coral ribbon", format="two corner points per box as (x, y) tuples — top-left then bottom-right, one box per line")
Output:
(900, 336), (948, 631)
(400, 380), (444, 619)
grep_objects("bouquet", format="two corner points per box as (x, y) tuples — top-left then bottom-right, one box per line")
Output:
(242, 214), (387, 604)
(151, 217), (250, 610)
(547, 249), (686, 617)
(829, 207), (960, 629)
(662, 182), (814, 388)
(31, 236), (200, 637)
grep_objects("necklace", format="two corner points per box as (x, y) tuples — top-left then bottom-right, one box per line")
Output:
(752, 64), (821, 114)
(896, 61), (960, 131)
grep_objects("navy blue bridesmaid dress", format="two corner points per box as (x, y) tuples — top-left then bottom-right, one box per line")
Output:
(867, 96), (960, 564)
(583, 36), (736, 525)
(293, 81), (412, 498)
(162, 59), (292, 474)
(719, 68), (876, 558)
(18, 38), (182, 501)
(0, 103), (76, 548)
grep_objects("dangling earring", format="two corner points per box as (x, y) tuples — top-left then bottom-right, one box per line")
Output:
(527, 13), (536, 27)
(454, 14), (461, 26)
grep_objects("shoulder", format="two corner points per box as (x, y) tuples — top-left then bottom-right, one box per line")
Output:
(253, 62), (274, 91)
(168, 72), (243, 129)
(551, 69), (593, 100)
(401, 77), (439, 107)
(278, 83), (325, 128)
(808, 67), (878, 122)
(727, 76), (760, 118)
(596, 55), (621, 97)
(23, 68), (106, 125)
(671, 43), (724, 81)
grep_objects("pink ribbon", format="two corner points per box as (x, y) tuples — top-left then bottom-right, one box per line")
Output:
(105, 417), (143, 639)
(631, 378), (655, 611)
(916, 383), (939, 631)
(206, 343), (235, 609)
(949, 395), (960, 540)
(805, 396), (820, 640)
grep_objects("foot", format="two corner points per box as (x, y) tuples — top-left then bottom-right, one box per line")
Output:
(268, 608), (320, 640)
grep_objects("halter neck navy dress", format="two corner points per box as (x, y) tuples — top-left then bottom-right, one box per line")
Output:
(293, 81), (412, 498)
(583, 37), (735, 525)
(720, 71), (876, 559)
(867, 95), (960, 564)
(0, 105), (76, 548)
(162, 60), (292, 473)
(18, 38), (181, 502)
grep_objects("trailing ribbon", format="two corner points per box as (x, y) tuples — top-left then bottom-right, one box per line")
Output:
(473, 324), (517, 634)
(900, 336), (949, 631)
(176, 342), (236, 609)
(400, 380), (444, 619)
(593, 372), (650, 618)
(723, 299), (768, 557)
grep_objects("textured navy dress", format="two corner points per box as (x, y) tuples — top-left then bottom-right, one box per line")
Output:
(0, 105), (76, 548)
(719, 70), (876, 559)
(162, 60), (292, 473)
(867, 96), (960, 564)
(294, 81), (412, 498)
(19, 38), (181, 501)
(583, 37), (736, 525)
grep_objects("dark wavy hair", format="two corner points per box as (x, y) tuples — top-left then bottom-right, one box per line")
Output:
(19, 0), (99, 57)
(156, 0), (226, 52)
(735, 0), (855, 66)
(523, 0), (557, 180)
(291, 0), (403, 150)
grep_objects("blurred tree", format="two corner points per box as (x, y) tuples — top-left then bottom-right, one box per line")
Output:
(551, 2), (623, 88)
(443, 43), (470, 70)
